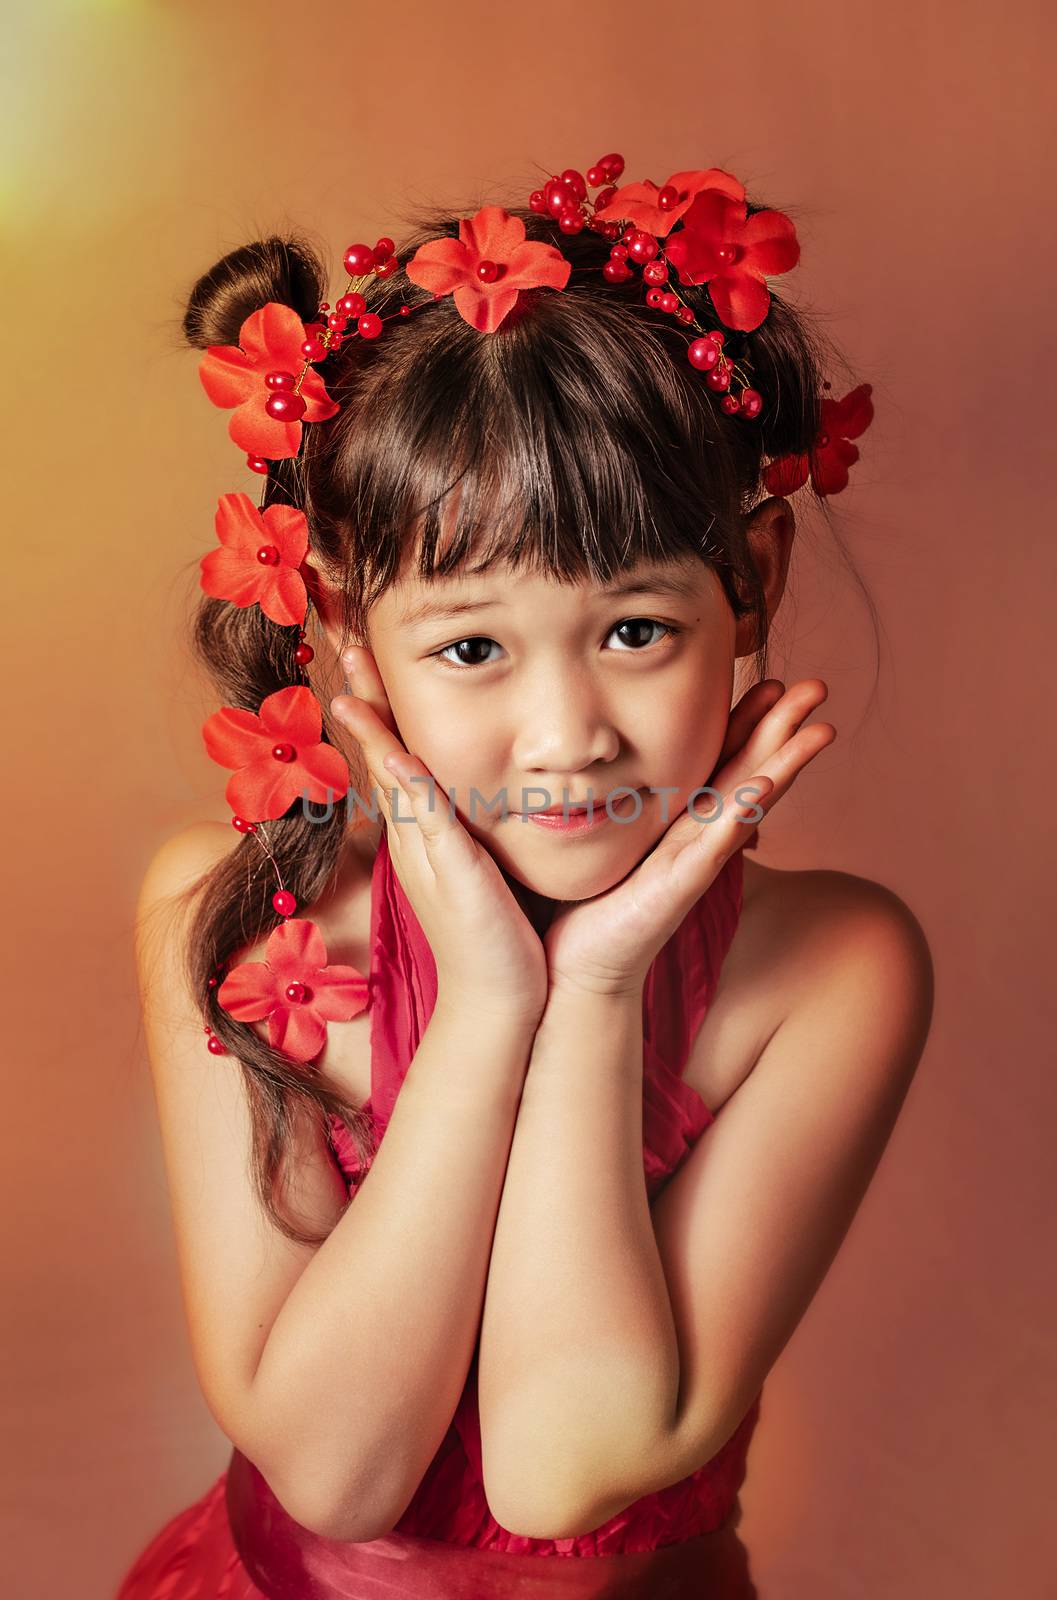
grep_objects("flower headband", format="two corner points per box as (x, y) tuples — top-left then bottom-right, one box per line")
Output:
(194, 152), (874, 1065)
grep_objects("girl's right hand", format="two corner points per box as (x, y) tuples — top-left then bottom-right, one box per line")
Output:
(330, 651), (548, 1033)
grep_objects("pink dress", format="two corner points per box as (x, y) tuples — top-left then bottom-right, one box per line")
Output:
(116, 834), (762, 1598)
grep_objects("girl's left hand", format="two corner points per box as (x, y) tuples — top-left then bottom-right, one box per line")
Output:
(542, 678), (836, 999)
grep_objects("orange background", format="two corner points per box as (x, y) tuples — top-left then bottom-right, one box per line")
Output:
(4, 1), (1054, 1595)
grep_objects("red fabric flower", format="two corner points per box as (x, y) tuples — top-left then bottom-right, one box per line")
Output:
(592, 167), (745, 237)
(199, 493), (311, 626)
(763, 384), (875, 498)
(404, 205), (571, 333)
(218, 917), (369, 1063)
(663, 191), (800, 331)
(202, 684), (350, 822)
(198, 303), (339, 460)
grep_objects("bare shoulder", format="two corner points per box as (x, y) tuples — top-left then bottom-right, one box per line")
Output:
(686, 855), (934, 1111)
(134, 821), (235, 985)
(138, 819), (236, 913)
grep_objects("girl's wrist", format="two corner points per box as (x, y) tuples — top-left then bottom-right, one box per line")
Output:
(431, 987), (544, 1041)
(544, 972), (646, 1009)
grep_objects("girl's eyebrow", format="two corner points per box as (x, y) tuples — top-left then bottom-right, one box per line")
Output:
(398, 573), (701, 628)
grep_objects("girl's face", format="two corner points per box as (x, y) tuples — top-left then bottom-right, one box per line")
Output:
(360, 553), (739, 905)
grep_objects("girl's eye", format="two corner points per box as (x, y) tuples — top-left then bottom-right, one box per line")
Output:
(431, 618), (682, 671)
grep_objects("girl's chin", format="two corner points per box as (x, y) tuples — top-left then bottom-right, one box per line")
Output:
(489, 830), (659, 907)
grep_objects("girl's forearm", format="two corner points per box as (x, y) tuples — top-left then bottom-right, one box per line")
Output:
(478, 986), (680, 1536)
(250, 999), (533, 1540)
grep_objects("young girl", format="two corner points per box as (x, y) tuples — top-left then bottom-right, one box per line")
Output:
(117, 161), (934, 1599)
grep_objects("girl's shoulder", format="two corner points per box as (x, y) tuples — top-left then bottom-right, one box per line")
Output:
(139, 820), (378, 1109)
(685, 856), (932, 1111)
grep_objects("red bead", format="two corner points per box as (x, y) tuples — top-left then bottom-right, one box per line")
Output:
(659, 292), (678, 314)
(476, 259), (499, 282)
(301, 337), (327, 361)
(318, 303), (331, 314)
(357, 312), (383, 340)
(706, 366), (731, 392)
(710, 331), (726, 347)
(399, 305), (411, 316)
(676, 306), (694, 324)
(338, 293), (367, 317)
(627, 230), (659, 264)
(232, 815), (254, 832)
(609, 243), (629, 261)
(294, 641), (314, 665)
(374, 257), (397, 278)
(328, 334), (344, 350)
(327, 311), (349, 331)
(284, 981), (308, 1004)
(247, 454), (269, 475)
(560, 168), (587, 202)
(657, 185), (679, 211)
(586, 165), (605, 187)
(544, 180), (569, 218)
(558, 208), (585, 234)
(594, 185), (617, 209)
(739, 389), (763, 418)
(374, 236), (395, 259)
(600, 152), (624, 180)
(602, 222), (621, 240)
(716, 244), (740, 265)
(344, 243), (377, 274)
(720, 394), (740, 414)
(529, 189), (548, 214)
(645, 287), (665, 308)
(621, 226), (637, 244)
(272, 742), (297, 762)
(687, 338), (721, 371)
(642, 259), (669, 286)
(603, 259), (632, 283)
(207, 975), (218, 988)
(256, 543), (280, 565)
(265, 370), (296, 390)
(265, 391), (306, 422)
(206, 1033), (228, 1055)
(272, 889), (298, 916)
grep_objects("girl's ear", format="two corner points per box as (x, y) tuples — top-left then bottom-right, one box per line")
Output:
(734, 497), (796, 657)
(303, 553), (353, 659)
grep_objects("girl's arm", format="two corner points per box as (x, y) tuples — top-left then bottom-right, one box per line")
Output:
(250, 999), (533, 1538)
(477, 884), (933, 1540)
(476, 982), (677, 1537)
(138, 825), (535, 1547)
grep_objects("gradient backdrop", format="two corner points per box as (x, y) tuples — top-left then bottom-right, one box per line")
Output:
(3, 1), (1054, 1595)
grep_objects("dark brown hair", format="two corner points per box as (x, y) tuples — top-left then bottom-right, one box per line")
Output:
(170, 196), (873, 1243)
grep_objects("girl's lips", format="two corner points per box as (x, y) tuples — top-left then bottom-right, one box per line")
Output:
(523, 790), (645, 832)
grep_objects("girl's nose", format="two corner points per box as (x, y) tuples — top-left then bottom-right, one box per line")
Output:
(511, 682), (620, 774)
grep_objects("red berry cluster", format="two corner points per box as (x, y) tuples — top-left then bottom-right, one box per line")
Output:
(527, 153), (763, 421)
(257, 235), (413, 434)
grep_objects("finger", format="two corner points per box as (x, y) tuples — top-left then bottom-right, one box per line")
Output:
(340, 644), (400, 737)
(658, 773), (777, 904)
(727, 720), (837, 820)
(673, 716), (835, 867)
(329, 692), (408, 831)
(713, 679), (830, 791)
(716, 679), (786, 768)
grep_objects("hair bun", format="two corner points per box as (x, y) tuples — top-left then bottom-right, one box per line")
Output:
(182, 233), (328, 350)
